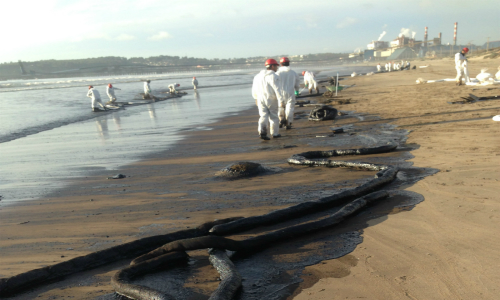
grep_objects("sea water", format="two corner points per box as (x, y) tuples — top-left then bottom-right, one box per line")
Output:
(0, 65), (374, 203)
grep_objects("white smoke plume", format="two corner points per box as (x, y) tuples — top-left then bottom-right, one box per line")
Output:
(378, 31), (386, 41)
(412, 31), (416, 39)
(399, 28), (411, 37)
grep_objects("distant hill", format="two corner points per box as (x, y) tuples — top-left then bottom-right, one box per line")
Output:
(0, 53), (347, 80)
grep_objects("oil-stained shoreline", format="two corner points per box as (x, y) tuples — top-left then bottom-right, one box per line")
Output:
(1, 57), (500, 299)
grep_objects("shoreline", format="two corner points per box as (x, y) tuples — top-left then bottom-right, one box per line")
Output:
(1, 82), (416, 299)
(1, 58), (499, 299)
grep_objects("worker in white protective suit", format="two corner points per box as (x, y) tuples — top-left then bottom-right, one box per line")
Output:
(106, 83), (121, 105)
(302, 70), (319, 94)
(376, 63), (381, 72)
(192, 77), (198, 90)
(143, 80), (156, 101)
(384, 63), (389, 71)
(388, 62), (392, 72)
(87, 86), (106, 112)
(455, 47), (469, 86)
(276, 57), (300, 129)
(252, 59), (284, 140)
(168, 83), (180, 94)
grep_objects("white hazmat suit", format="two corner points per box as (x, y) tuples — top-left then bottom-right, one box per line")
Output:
(87, 88), (106, 111)
(106, 86), (121, 104)
(376, 64), (381, 72)
(252, 69), (284, 138)
(303, 71), (318, 94)
(144, 82), (154, 99)
(455, 52), (469, 84)
(276, 66), (300, 128)
(168, 83), (179, 94)
(192, 78), (198, 90)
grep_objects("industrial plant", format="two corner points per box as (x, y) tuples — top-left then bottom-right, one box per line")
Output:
(361, 23), (494, 61)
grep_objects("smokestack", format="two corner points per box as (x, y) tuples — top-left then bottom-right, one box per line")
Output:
(439, 32), (442, 45)
(454, 22), (457, 46)
(424, 27), (428, 48)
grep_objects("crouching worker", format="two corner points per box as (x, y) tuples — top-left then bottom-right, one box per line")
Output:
(276, 57), (300, 129)
(87, 86), (106, 112)
(302, 70), (319, 94)
(252, 59), (284, 140)
(168, 83), (180, 94)
(106, 83), (121, 105)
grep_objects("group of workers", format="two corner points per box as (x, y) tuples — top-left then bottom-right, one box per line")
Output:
(377, 61), (411, 72)
(252, 57), (316, 140)
(143, 78), (199, 100)
(87, 78), (200, 111)
(87, 84), (121, 111)
(88, 61), (319, 143)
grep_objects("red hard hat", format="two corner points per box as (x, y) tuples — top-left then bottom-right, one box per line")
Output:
(193, 77), (196, 79)
(265, 59), (278, 66)
(302, 71), (306, 76)
(176, 84), (180, 87)
(108, 83), (112, 88)
(280, 57), (290, 63)
(89, 85), (93, 89)
(463, 47), (469, 53)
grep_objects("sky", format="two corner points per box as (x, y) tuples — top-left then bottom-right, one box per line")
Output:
(1, 0), (498, 63)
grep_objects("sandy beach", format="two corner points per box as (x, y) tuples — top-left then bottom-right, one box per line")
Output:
(1, 57), (499, 299)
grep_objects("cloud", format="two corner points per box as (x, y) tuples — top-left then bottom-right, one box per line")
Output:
(302, 14), (319, 29)
(336, 17), (358, 29)
(70, 33), (109, 43)
(115, 34), (136, 41)
(148, 31), (173, 41)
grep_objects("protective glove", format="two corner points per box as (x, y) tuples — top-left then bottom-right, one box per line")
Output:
(295, 90), (300, 96)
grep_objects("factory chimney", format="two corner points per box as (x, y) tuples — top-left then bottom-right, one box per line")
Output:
(454, 22), (457, 46)
(424, 27), (428, 48)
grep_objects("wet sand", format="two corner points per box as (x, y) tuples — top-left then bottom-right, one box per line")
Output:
(1, 57), (500, 299)
(293, 58), (500, 300)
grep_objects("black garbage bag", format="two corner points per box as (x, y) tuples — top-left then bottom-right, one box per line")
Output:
(308, 105), (338, 121)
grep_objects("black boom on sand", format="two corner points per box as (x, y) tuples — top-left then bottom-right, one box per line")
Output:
(0, 144), (399, 300)
(0, 218), (241, 297)
(117, 191), (389, 300)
